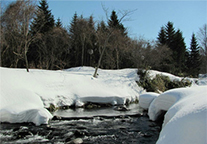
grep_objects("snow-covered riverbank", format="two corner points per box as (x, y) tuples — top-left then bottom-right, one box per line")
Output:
(140, 86), (207, 144)
(0, 67), (143, 125)
(1, 66), (207, 143)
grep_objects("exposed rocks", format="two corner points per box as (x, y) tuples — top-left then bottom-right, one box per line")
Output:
(113, 105), (130, 111)
(0, 107), (161, 144)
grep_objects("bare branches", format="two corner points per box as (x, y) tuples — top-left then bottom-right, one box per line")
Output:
(93, 7), (134, 77)
(1, 0), (36, 71)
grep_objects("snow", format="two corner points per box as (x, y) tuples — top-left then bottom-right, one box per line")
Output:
(156, 86), (207, 144)
(140, 86), (207, 144)
(0, 85), (52, 126)
(139, 92), (159, 110)
(1, 66), (207, 144)
(148, 70), (182, 81)
(0, 66), (143, 125)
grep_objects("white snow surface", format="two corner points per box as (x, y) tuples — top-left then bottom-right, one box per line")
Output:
(139, 92), (159, 110)
(156, 86), (207, 144)
(1, 66), (207, 144)
(141, 86), (207, 144)
(0, 66), (143, 125)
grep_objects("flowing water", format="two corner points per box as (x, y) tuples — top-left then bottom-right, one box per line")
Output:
(0, 104), (161, 144)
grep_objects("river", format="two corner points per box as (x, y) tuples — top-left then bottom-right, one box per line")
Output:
(0, 104), (161, 143)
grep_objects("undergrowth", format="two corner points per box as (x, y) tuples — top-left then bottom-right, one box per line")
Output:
(137, 69), (192, 93)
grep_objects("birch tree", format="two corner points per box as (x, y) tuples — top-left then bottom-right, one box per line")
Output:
(1, 0), (36, 72)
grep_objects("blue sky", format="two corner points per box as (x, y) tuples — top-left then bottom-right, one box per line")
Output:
(48, 0), (206, 47)
(2, 0), (206, 47)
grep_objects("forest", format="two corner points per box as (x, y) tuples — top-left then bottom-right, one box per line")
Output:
(1, 0), (207, 77)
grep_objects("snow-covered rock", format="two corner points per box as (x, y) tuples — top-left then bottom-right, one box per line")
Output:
(0, 88), (52, 126)
(146, 86), (207, 144)
(139, 92), (159, 110)
(148, 86), (206, 121)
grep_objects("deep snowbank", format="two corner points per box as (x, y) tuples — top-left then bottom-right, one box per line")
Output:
(157, 86), (207, 144)
(0, 87), (52, 126)
(148, 86), (206, 121)
(139, 86), (207, 144)
(0, 67), (143, 125)
(139, 92), (159, 110)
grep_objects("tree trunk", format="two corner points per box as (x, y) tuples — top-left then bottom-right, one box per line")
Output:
(25, 49), (29, 72)
(116, 47), (119, 69)
(93, 34), (111, 78)
(81, 34), (85, 66)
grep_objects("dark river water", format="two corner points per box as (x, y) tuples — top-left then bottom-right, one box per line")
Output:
(0, 104), (161, 144)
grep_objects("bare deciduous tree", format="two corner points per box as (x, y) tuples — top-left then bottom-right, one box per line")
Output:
(197, 24), (207, 73)
(1, 0), (36, 72)
(93, 8), (134, 77)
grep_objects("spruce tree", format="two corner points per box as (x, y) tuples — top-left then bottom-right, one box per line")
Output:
(28, 0), (55, 68)
(56, 18), (62, 27)
(173, 29), (187, 74)
(108, 10), (119, 29)
(188, 33), (201, 77)
(108, 10), (127, 36)
(157, 26), (166, 45)
(165, 21), (176, 50)
(157, 22), (187, 75)
(30, 0), (54, 35)
(69, 12), (81, 67)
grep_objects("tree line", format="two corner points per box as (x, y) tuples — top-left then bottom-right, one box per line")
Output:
(1, 0), (206, 77)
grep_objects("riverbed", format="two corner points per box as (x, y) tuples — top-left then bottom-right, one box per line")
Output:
(0, 104), (161, 143)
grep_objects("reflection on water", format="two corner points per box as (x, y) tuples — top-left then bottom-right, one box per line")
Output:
(0, 104), (161, 144)
(53, 104), (144, 118)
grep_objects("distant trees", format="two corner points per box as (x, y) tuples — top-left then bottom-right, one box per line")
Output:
(27, 0), (70, 70)
(93, 10), (131, 77)
(157, 22), (187, 75)
(186, 33), (201, 77)
(197, 24), (207, 74)
(1, 0), (36, 72)
(157, 21), (204, 77)
(28, 0), (55, 69)
(1, 1), (205, 77)
(69, 13), (97, 68)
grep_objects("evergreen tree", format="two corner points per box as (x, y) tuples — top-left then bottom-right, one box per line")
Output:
(165, 21), (176, 50)
(28, 0), (55, 68)
(157, 21), (187, 75)
(86, 15), (97, 66)
(56, 17), (62, 27)
(30, 0), (54, 35)
(108, 10), (119, 29)
(69, 12), (80, 67)
(188, 33), (201, 77)
(108, 10), (127, 36)
(157, 26), (166, 45)
(173, 29), (187, 74)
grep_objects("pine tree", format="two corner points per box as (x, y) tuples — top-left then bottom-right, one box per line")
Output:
(157, 21), (187, 75)
(30, 0), (54, 35)
(56, 17), (62, 27)
(28, 0), (55, 68)
(86, 15), (97, 66)
(188, 33), (201, 77)
(173, 29), (187, 74)
(165, 21), (176, 50)
(108, 10), (119, 29)
(157, 26), (166, 45)
(69, 12), (81, 67)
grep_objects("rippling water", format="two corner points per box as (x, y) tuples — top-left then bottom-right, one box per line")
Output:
(0, 104), (161, 144)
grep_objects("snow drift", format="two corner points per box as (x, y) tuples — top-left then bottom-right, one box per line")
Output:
(139, 86), (207, 144)
(0, 88), (52, 126)
(157, 86), (207, 144)
(139, 92), (159, 110)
